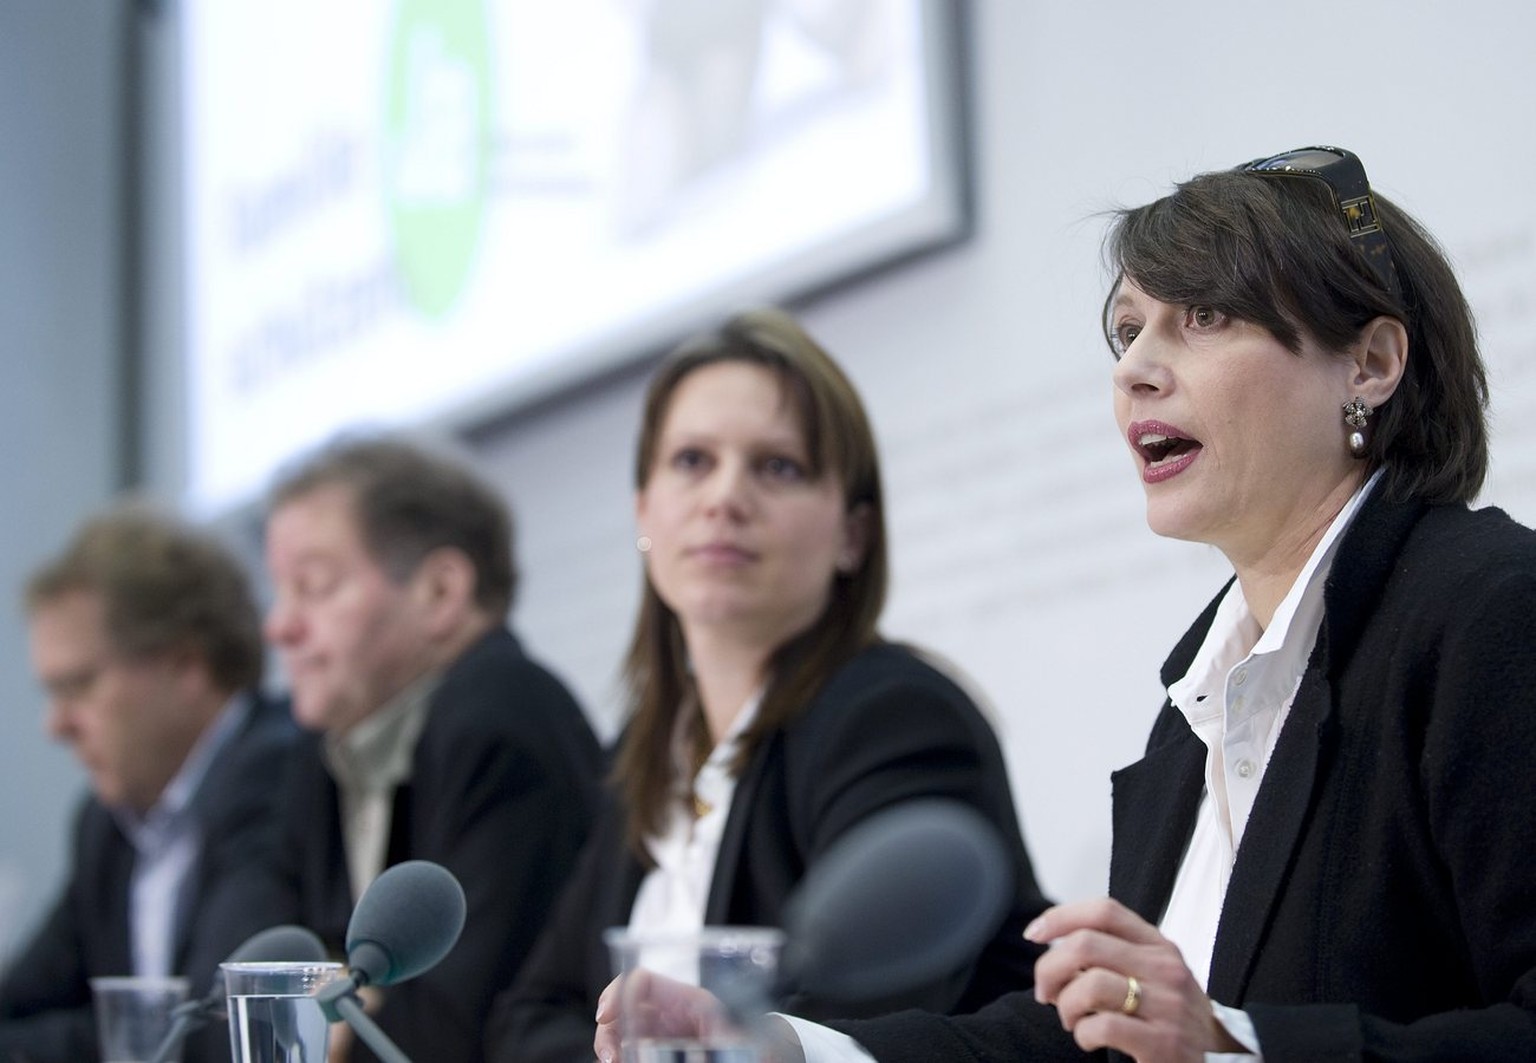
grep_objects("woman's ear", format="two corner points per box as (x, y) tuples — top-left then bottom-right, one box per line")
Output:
(837, 503), (873, 575)
(1350, 315), (1409, 409)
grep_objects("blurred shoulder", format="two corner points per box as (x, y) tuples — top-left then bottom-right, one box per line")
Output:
(1404, 502), (1536, 588)
(822, 641), (972, 696)
(803, 642), (992, 734)
(425, 627), (601, 779)
(238, 691), (301, 753)
(432, 625), (585, 723)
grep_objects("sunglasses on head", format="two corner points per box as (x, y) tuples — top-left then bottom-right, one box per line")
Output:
(1240, 145), (1404, 304)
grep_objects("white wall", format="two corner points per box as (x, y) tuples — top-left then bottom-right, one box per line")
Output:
(0, 2), (130, 963)
(468, 0), (1536, 903)
(4, 0), (1536, 967)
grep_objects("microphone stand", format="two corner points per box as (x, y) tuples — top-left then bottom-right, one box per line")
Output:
(148, 998), (214, 1063)
(316, 977), (413, 1063)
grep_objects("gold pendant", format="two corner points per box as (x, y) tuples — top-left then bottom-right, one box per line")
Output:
(692, 792), (713, 819)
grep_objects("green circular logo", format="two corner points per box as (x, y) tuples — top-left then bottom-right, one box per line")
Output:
(385, 0), (493, 318)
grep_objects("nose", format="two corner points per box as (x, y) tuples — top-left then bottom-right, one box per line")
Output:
(701, 456), (752, 519)
(43, 697), (74, 743)
(1111, 332), (1171, 400)
(263, 593), (304, 648)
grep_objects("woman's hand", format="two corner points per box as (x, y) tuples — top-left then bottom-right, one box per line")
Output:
(593, 971), (806, 1063)
(593, 970), (734, 1063)
(1027, 898), (1243, 1062)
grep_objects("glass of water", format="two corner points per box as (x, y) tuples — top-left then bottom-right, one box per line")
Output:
(604, 927), (784, 1063)
(221, 960), (343, 1063)
(90, 975), (189, 1063)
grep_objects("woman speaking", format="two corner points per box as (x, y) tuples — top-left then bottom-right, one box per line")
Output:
(600, 147), (1536, 1063)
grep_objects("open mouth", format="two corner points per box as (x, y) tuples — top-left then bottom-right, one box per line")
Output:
(1126, 421), (1203, 482)
(1134, 431), (1201, 468)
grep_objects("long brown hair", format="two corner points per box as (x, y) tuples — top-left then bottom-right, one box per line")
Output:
(615, 307), (888, 856)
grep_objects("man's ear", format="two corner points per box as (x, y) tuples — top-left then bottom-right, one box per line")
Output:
(411, 547), (479, 633)
(1349, 315), (1409, 409)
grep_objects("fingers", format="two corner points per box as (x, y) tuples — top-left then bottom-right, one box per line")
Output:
(595, 975), (624, 1063)
(1024, 897), (1161, 947)
(596, 974), (621, 1023)
(594, 1021), (621, 1063)
(1052, 966), (1145, 1029)
(1033, 928), (1140, 1006)
(1025, 903), (1227, 1060)
(594, 967), (734, 1060)
(1029, 898), (1167, 1010)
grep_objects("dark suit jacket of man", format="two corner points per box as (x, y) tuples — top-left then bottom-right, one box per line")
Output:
(266, 626), (603, 1063)
(837, 494), (1536, 1062)
(488, 642), (1049, 1063)
(0, 694), (298, 1063)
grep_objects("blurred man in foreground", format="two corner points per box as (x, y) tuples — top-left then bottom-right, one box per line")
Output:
(0, 507), (295, 1063)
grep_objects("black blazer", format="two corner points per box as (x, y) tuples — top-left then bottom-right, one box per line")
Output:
(838, 494), (1536, 1062)
(487, 642), (1049, 1063)
(264, 626), (604, 1063)
(0, 694), (298, 1063)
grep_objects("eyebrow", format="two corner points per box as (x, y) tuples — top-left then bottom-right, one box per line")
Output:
(663, 428), (807, 451)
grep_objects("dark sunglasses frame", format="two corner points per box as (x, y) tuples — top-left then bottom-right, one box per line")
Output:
(1240, 145), (1404, 304)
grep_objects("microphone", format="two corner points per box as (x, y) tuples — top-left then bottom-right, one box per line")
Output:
(710, 799), (1012, 1024)
(147, 925), (327, 1063)
(778, 799), (1013, 1002)
(315, 860), (467, 1063)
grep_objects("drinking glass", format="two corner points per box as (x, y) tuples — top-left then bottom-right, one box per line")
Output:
(221, 960), (343, 1063)
(604, 926), (784, 1063)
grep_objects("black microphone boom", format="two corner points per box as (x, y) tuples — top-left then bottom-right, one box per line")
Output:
(147, 925), (328, 1063)
(316, 860), (467, 1063)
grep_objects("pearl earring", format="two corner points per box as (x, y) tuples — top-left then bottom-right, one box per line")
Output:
(1342, 397), (1372, 458)
(636, 535), (652, 553)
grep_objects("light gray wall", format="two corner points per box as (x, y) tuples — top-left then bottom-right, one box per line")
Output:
(0, 2), (130, 963)
(6, 0), (1536, 971)
(467, 0), (1536, 903)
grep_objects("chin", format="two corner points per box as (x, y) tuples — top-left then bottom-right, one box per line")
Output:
(290, 695), (336, 732)
(1142, 503), (1210, 545)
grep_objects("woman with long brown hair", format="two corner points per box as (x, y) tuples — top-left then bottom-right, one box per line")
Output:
(486, 307), (1046, 1062)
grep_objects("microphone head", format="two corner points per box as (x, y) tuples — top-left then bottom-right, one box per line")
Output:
(198, 925), (327, 1009)
(345, 860), (466, 987)
(173, 925), (330, 1034)
(225, 925), (329, 966)
(779, 800), (1013, 1002)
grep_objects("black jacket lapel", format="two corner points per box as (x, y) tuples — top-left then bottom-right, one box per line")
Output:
(1109, 723), (1206, 921)
(704, 737), (774, 923)
(1206, 492), (1427, 1002)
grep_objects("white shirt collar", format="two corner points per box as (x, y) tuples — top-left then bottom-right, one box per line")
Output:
(1167, 469), (1382, 728)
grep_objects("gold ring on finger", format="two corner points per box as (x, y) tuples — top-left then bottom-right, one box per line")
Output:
(1121, 974), (1141, 1016)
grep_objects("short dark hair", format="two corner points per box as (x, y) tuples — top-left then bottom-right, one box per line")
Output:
(1103, 164), (1488, 505)
(25, 505), (264, 692)
(268, 435), (517, 616)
